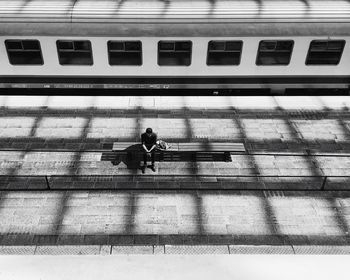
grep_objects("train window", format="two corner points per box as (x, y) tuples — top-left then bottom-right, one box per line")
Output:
(256, 40), (294, 65)
(108, 40), (142, 66)
(58, 41), (74, 50)
(306, 40), (345, 65)
(5, 39), (43, 65)
(207, 40), (242, 65)
(158, 40), (192, 66)
(56, 40), (93, 65)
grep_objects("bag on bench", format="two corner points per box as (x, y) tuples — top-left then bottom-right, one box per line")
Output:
(156, 140), (171, 150)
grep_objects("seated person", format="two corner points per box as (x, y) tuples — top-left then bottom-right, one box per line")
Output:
(141, 127), (157, 172)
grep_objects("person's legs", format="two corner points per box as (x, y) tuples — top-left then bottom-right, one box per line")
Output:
(150, 151), (156, 171)
(143, 152), (147, 166)
(141, 151), (147, 174)
(151, 151), (155, 165)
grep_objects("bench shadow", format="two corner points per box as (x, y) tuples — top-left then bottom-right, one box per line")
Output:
(101, 144), (143, 170)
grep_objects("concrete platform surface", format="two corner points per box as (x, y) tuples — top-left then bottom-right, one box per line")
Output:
(0, 255), (349, 280)
(0, 96), (350, 154)
(0, 96), (349, 248)
(0, 190), (349, 246)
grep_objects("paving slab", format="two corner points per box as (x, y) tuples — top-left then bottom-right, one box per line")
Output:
(100, 245), (112, 255)
(293, 246), (350, 255)
(229, 245), (294, 254)
(35, 245), (102, 255)
(154, 245), (165, 254)
(111, 245), (154, 254)
(165, 245), (229, 254)
(0, 246), (36, 255)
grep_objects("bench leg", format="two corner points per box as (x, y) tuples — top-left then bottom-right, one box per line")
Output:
(112, 151), (118, 165)
(224, 152), (232, 162)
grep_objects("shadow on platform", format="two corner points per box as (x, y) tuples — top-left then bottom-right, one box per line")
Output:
(1, 105), (350, 154)
(0, 189), (350, 247)
(101, 144), (144, 170)
(0, 175), (350, 191)
(0, 233), (349, 247)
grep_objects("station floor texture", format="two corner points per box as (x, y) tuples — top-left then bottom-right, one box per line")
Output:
(1, 95), (350, 254)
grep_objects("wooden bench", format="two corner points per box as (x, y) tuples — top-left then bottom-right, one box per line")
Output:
(112, 142), (245, 162)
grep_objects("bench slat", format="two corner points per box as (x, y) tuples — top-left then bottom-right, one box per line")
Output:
(168, 143), (179, 151)
(113, 142), (245, 152)
(112, 142), (141, 151)
(178, 143), (245, 152)
(112, 143), (179, 151)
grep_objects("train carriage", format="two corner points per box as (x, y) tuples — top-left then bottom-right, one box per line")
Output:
(0, 0), (350, 92)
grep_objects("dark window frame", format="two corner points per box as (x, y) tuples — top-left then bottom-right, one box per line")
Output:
(158, 40), (192, 66)
(206, 40), (243, 66)
(256, 40), (294, 66)
(107, 40), (143, 66)
(305, 40), (345, 66)
(5, 39), (44, 66)
(56, 40), (93, 66)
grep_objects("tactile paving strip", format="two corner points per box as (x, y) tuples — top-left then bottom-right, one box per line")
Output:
(154, 246), (165, 254)
(229, 245), (294, 254)
(112, 246), (154, 254)
(100, 245), (112, 255)
(165, 245), (229, 254)
(0, 246), (36, 255)
(293, 246), (350, 255)
(35, 245), (101, 255)
(1, 245), (350, 255)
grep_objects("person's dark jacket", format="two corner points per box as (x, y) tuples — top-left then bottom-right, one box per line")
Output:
(141, 132), (157, 148)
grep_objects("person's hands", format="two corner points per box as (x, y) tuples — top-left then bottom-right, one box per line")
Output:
(149, 145), (156, 152)
(142, 144), (150, 153)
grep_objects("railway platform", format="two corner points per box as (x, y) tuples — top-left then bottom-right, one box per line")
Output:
(0, 95), (350, 253)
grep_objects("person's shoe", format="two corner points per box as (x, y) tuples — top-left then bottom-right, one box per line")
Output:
(141, 165), (146, 174)
(150, 165), (156, 172)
